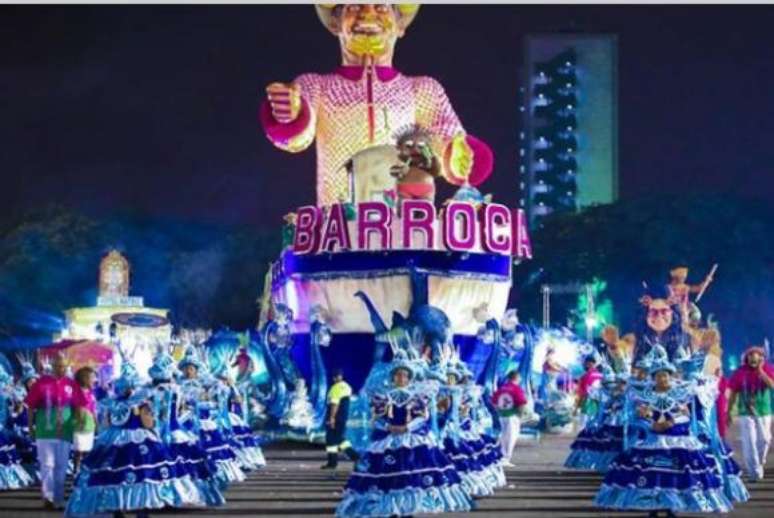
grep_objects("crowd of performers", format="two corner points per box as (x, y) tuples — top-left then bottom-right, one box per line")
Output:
(335, 349), (508, 517)
(1, 272), (772, 518)
(0, 344), (265, 516)
(0, 333), (516, 517)
(565, 271), (773, 516)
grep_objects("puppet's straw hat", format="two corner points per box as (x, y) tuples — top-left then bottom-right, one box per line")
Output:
(316, 4), (420, 34)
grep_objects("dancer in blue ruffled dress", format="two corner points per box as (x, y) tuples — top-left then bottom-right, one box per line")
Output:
(146, 351), (225, 506)
(454, 362), (506, 491)
(9, 357), (39, 482)
(178, 349), (245, 486)
(212, 364), (266, 471)
(336, 352), (473, 517)
(437, 367), (493, 497)
(0, 365), (34, 490)
(594, 359), (732, 516)
(66, 363), (211, 517)
(565, 367), (627, 472)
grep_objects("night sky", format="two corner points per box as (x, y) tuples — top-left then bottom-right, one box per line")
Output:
(3, 5), (774, 230)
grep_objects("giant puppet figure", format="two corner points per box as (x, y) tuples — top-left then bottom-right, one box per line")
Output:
(260, 4), (493, 206)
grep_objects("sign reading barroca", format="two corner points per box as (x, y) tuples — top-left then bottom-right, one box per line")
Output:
(291, 200), (532, 258)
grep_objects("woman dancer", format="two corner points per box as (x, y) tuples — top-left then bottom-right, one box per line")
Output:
(178, 348), (245, 486)
(594, 359), (732, 516)
(0, 365), (33, 490)
(10, 357), (38, 481)
(336, 351), (473, 517)
(212, 364), (266, 471)
(66, 364), (210, 517)
(565, 366), (627, 473)
(437, 364), (495, 497)
(147, 350), (225, 506)
(457, 362), (505, 486)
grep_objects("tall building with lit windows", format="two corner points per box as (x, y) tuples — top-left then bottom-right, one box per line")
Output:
(518, 33), (619, 229)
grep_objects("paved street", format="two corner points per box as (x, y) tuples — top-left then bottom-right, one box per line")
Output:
(1, 434), (771, 518)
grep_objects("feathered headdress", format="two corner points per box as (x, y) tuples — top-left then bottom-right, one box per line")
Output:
(444, 349), (472, 381)
(114, 361), (140, 394)
(16, 351), (39, 385)
(649, 358), (677, 376)
(597, 361), (617, 385)
(148, 342), (177, 382)
(177, 345), (206, 373)
(642, 340), (669, 366)
(389, 349), (416, 380)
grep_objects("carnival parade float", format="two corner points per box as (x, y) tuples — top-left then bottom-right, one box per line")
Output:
(247, 4), (542, 441)
(0, 7), (759, 517)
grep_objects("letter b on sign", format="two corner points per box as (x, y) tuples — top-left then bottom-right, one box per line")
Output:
(293, 206), (322, 254)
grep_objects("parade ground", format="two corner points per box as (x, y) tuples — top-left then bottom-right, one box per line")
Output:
(1, 433), (771, 518)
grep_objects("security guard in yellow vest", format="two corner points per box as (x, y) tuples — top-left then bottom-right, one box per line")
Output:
(321, 369), (359, 469)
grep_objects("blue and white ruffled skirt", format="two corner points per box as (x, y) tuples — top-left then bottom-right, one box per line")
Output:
(198, 418), (246, 486)
(565, 423), (623, 472)
(336, 428), (474, 517)
(465, 424), (505, 487)
(0, 432), (33, 490)
(229, 412), (266, 471)
(166, 427), (226, 506)
(444, 424), (505, 496)
(712, 439), (749, 504)
(65, 427), (213, 516)
(594, 431), (733, 513)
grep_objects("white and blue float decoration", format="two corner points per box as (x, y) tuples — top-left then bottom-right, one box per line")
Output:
(264, 200), (533, 395)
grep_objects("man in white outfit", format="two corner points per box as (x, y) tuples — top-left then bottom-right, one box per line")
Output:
(728, 346), (774, 481)
(492, 370), (527, 467)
